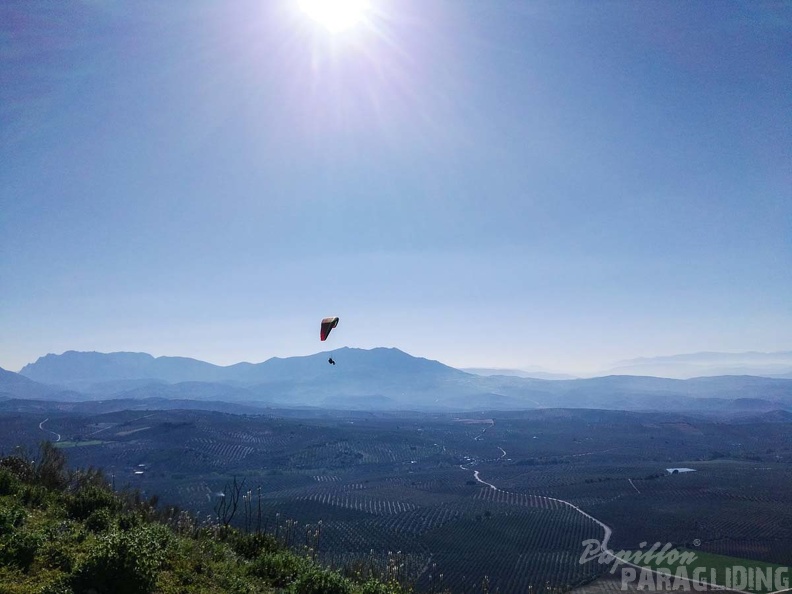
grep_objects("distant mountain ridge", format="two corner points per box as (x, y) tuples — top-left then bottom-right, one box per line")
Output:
(20, 351), (242, 386)
(20, 348), (463, 388)
(616, 350), (792, 364)
(605, 350), (792, 379)
(0, 366), (82, 401)
(8, 349), (792, 412)
(461, 368), (577, 380)
(17, 348), (473, 409)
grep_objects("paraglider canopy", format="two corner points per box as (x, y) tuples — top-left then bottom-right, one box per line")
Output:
(320, 317), (339, 341)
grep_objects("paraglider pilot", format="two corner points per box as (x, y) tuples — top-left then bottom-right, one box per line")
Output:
(321, 317), (339, 366)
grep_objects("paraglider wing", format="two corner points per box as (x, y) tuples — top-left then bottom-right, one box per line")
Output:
(320, 317), (339, 341)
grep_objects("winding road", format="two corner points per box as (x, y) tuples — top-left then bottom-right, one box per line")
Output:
(38, 418), (61, 442)
(461, 464), (757, 593)
(473, 470), (497, 490)
(459, 435), (758, 594)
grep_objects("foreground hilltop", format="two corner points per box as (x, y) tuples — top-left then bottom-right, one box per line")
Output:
(0, 443), (404, 594)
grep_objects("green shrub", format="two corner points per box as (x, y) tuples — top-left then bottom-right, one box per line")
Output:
(0, 503), (26, 530)
(249, 550), (308, 587)
(36, 441), (69, 490)
(66, 484), (120, 520)
(0, 467), (19, 495)
(70, 524), (172, 594)
(0, 453), (35, 483)
(230, 531), (279, 559)
(289, 567), (353, 594)
(85, 507), (114, 532)
(358, 579), (403, 594)
(41, 538), (75, 572)
(20, 484), (49, 507)
(118, 511), (143, 532)
(41, 519), (89, 552)
(39, 575), (73, 594)
(71, 466), (107, 490)
(0, 529), (43, 571)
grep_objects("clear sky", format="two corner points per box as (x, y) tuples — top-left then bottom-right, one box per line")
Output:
(1, 0), (790, 373)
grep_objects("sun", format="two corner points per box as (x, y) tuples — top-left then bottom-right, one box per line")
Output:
(299, 0), (369, 33)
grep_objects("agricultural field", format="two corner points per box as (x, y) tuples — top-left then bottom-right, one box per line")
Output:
(0, 407), (790, 593)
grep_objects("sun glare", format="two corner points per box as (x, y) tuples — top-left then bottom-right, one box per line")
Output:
(299, 0), (369, 33)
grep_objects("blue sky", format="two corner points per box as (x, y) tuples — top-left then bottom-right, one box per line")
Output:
(1, 0), (790, 373)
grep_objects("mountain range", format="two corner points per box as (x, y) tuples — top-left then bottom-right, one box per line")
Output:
(2, 348), (792, 413)
(461, 367), (577, 380)
(601, 351), (792, 379)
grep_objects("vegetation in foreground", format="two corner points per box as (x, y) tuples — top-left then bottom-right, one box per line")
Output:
(0, 442), (409, 594)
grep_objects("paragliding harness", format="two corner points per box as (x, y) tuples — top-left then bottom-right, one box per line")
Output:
(328, 357), (336, 365)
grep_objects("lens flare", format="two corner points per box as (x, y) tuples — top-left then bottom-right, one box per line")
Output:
(299, 0), (369, 33)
